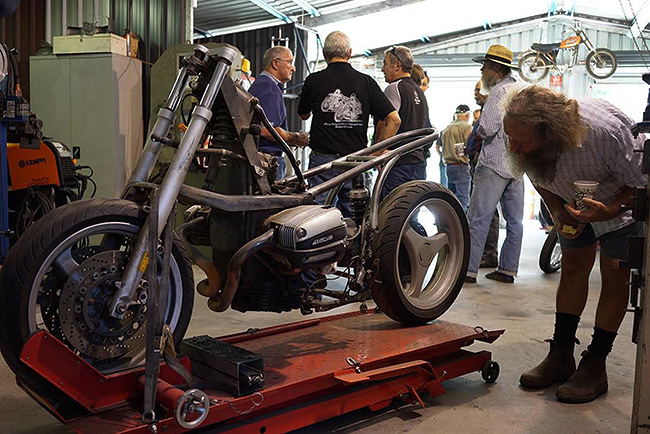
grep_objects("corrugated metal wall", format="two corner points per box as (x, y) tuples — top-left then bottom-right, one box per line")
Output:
(1, 0), (188, 111)
(0, 1), (46, 100)
(196, 23), (310, 133)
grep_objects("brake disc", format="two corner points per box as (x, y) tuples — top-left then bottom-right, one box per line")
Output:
(58, 250), (146, 360)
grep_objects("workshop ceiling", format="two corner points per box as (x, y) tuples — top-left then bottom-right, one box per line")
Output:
(194, 0), (370, 36)
(194, 0), (649, 54)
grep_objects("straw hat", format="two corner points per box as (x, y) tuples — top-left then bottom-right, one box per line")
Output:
(472, 44), (518, 69)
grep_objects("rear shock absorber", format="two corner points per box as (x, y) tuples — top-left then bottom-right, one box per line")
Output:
(349, 175), (369, 226)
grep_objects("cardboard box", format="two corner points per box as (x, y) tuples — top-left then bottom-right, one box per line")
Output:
(53, 34), (127, 56)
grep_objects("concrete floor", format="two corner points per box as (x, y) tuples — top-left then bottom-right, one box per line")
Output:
(0, 220), (636, 433)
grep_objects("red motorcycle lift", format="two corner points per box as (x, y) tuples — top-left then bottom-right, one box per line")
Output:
(19, 309), (504, 433)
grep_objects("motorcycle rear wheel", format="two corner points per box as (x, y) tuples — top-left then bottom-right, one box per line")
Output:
(518, 53), (550, 83)
(0, 198), (194, 405)
(370, 181), (469, 325)
(539, 228), (562, 274)
(585, 48), (617, 80)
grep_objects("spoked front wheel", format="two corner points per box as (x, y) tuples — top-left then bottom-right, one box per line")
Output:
(370, 181), (469, 325)
(585, 48), (617, 80)
(517, 53), (550, 83)
(0, 198), (194, 400)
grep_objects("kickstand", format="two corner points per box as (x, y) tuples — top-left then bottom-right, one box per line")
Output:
(142, 188), (175, 423)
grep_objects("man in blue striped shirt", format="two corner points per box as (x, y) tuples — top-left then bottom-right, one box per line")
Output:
(464, 45), (524, 284)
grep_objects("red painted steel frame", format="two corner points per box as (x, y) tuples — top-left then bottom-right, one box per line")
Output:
(19, 310), (504, 433)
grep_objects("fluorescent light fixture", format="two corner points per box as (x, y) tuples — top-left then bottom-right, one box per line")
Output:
(248, 0), (292, 23)
(291, 0), (322, 17)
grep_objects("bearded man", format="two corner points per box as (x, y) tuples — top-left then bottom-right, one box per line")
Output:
(503, 85), (645, 403)
(464, 44), (524, 284)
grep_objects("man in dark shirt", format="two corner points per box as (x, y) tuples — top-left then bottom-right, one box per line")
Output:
(248, 45), (308, 179)
(380, 45), (432, 200)
(298, 31), (400, 216)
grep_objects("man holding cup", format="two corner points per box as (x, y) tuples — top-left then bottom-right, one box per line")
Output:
(503, 85), (645, 403)
(439, 104), (473, 210)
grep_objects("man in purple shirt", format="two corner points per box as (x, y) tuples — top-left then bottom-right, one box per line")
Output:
(504, 85), (645, 403)
(248, 46), (308, 179)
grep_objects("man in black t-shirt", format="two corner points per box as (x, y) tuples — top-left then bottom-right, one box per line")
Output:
(380, 45), (432, 200)
(298, 31), (400, 217)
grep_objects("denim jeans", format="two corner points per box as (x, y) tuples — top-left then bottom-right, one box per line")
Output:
(439, 158), (448, 187)
(276, 155), (286, 180)
(308, 153), (353, 218)
(380, 162), (427, 201)
(446, 164), (471, 211)
(466, 165), (524, 277)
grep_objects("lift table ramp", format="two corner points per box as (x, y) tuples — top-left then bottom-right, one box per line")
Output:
(28, 310), (504, 433)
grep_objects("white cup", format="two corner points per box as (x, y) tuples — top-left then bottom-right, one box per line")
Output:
(573, 180), (599, 211)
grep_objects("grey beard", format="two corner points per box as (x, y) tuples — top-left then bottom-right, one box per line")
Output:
(505, 145), (557, 185)
(481, 75), (498, 94)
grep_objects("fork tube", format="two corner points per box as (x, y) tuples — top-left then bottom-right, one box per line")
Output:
(123, 66), (190, 193)
(108, 47), (237, 319)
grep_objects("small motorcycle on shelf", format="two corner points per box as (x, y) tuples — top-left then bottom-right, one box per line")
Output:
(518, 26), (617, 83)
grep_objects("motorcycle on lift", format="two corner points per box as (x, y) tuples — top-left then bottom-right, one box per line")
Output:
(0, 44), (470, 420)
(518, 26), (618, 83)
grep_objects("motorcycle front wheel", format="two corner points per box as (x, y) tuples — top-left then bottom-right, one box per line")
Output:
(0, 198), (194, 400)
(517, 53), (550, 83)
(370, 181), (469, 325)
(585, 48), (617, 80)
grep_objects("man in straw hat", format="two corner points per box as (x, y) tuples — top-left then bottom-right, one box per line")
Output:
(464, 44), (524, 284)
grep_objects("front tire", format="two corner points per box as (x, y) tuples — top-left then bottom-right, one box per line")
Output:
(517, 53), (550, 83)
(585, 48), (617, 80)
(370, 181), (469, 325)
(0, 198), (194, 399)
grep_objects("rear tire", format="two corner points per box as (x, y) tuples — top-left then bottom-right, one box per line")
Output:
(0, 198), (194, 412)
(518, 53), (550, 83)
(370, 181), (469, 325)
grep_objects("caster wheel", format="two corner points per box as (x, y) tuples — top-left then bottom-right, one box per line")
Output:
(481, 360), (499, 383)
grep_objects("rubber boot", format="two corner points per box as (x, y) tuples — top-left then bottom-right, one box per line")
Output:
(555, 350), (608, 403)
(519, 339), (576, 389)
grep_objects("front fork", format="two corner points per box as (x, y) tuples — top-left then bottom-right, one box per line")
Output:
(108, 46), (238, 319)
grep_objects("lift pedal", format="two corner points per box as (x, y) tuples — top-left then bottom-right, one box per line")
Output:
(180, 335), (265, 397)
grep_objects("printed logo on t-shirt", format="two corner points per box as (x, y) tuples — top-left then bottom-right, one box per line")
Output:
(320, 89), (362, 122)
(413, 90), (421, 105)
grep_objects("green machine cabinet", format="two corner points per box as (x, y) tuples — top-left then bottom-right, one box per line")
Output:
(30, 53), (143, 199)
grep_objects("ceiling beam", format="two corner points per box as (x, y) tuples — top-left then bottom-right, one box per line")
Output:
(306, 0), (426, 27)
(248, 0), (292, 23)
(291, 0), (321, 17)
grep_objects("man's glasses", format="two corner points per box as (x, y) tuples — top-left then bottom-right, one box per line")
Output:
(389, 47), (403, 65)
(275, 58), (294, 66)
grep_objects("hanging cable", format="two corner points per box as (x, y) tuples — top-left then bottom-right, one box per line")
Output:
(618, 0), (650, 70)
(292, 24), (311, 74)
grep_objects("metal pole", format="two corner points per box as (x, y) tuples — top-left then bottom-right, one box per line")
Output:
(62, 0), (67, 35)
(45, 0), (51, 44)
